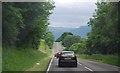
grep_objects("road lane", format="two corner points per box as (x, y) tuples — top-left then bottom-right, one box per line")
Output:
(48, 42), (90, 72)
(53, 42), (62, 53)
(49, 57), (90, 71)
(78, 59), (120, 71)
(47, 42), (119, 73)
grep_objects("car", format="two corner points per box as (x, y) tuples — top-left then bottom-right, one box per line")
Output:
(54, 52), (62, 58)
(58, 51), (77, 67)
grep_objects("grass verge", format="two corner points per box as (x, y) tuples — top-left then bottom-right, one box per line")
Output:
(38, 39), (52, 56)
(77, 54), (119, 67)
(2, 39), (52, 71)
(26, 39), (52, 71)
(26, 57), (51, 71)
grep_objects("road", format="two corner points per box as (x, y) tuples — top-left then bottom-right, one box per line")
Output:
(47, 42), (120, 73)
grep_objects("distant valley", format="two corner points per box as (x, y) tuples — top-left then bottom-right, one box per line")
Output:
(48, 26), (91, 40)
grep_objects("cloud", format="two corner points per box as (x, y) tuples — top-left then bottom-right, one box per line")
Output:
(49, 0), (97, 28)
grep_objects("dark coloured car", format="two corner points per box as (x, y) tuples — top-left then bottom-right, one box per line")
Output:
(58, 51), (77, 67)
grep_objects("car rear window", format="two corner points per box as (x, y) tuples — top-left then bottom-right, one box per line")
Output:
(61, 51), (74, 56)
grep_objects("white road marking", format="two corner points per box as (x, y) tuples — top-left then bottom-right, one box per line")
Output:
(46, 56), (54, 73)
(85, 66), (93, 72)
(77, 62), (82, 65)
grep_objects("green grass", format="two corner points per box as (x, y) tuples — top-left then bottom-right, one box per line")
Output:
(77, 54), (119, 67)
(2, 39), (52, 71)
(38, 39), (52, 56)
(26, 57), (51, 71)
(26, 39), (52, 71)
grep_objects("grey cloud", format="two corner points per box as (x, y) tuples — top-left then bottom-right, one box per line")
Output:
(49, 2), (97, 28)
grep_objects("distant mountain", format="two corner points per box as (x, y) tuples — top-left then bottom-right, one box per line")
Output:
(48, 26), (91, 40)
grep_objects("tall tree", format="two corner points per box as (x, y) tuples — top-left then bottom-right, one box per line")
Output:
(2, 3), (24, 48)
(87, 2), (118, 54)
(2, 2), (55, 49)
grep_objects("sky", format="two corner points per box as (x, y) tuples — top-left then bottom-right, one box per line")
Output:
(49, 0), (97, 28)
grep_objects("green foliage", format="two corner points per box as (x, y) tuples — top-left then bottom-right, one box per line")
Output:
(69, 38), (87, 54)
(56, 32), (73, 42)
(2, 3), (24, 48)
(62, 35), (81, 48)
(2, 2), (55, 49)
(69, 43), (81, 52)
(87, 2), (119, 54)
(44, 32), (54, 49)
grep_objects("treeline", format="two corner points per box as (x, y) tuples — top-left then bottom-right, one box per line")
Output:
(87, 2), (119, 55)
(2, 2), (55, 49)
(56, 32), (81, 52)
(57, 2), (119, 55)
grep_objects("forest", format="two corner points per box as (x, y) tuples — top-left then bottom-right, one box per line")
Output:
(87, 2), (119, 55)
(2, 2), (55, 49)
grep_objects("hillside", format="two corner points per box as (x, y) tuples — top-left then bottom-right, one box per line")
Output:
(48, 26), (91, 39)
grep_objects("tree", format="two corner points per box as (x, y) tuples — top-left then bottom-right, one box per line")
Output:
(44, 32), (54, 49)
(62, 35), (81, 48)
(56, 32), (73, 42)
(68, 38), (87, 54)
(87, 2), (119, 55)
(69, 43), (81, 52)
(2, 3), (24, 48)
(2, 2), (55, 49)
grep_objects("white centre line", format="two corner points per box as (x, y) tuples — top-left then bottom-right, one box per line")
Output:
(46, 56), (54, 73)
(85, 66), (93, 72)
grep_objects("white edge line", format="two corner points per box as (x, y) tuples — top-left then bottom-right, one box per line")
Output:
(85, 66), (93, 72)
(46, 56), (54, 73)
(77, 62), (82, 65)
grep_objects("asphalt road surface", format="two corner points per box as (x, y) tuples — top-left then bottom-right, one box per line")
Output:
(47, 42), (120, 73)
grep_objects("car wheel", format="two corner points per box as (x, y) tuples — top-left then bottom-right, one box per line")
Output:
(58, 63), (62, 67)
(74, 65), (77, 67)
(74, 62), (77, 67)
(58, 64), (60, 67)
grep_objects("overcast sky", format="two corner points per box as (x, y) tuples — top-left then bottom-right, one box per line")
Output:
(49, 0), (97, 28)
